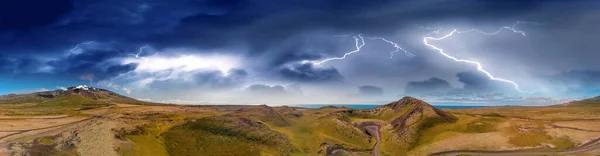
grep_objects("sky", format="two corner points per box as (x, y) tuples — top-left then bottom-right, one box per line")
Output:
(1, 0), (600, 105)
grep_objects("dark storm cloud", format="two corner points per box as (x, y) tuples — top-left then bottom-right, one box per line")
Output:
(0, 0), (588, 69)
(195, 69), (247, 88)
(0, 0), (591, 57)
(1, 0), (600, 102)
(0, 57), (13, 72)
(0, 56), (49, 74)
(149, 69), (248, 90)
(279, 63), (344, 83)
(46, 48), (136, 80)
(405, 77), (453, 94)
(549, 70), (600, 86)
(247, 84), (287, 95)
(0, 44), (135, 82)
(405, 72), (515, 99)
(0, 0), (73, 30)
(546, 70), (600, 96)
(0, 0), (209, 56)
(457, 71), (510, 92)
(151, 0), (559, 54)
(358, 85), (384, 96)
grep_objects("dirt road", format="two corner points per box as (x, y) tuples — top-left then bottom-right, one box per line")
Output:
(359, 122), (381, 156)
(550, 124), (600, 132)
(0, 107), (111, 146)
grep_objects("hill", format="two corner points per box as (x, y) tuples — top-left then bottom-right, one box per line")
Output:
(232, 104), (292, 126)
(562, 96), (600, 106)
(318, 97), (459, 155)
(0, 85), (149, 105)
(0, 85), (152, 116)
(376, 97), (457, 153)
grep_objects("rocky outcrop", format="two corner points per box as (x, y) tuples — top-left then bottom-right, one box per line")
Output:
(373, 97), (458, 149)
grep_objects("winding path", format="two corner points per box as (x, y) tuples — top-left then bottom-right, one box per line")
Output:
(358, 122), (381, 156)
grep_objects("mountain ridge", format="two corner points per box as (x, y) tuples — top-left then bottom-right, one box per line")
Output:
(0, 85), (148, 105)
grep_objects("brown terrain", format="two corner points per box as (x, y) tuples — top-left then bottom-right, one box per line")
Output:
(0, 87), (600, 156)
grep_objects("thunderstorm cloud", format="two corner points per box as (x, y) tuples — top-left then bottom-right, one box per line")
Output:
(1, 0), (600, 105)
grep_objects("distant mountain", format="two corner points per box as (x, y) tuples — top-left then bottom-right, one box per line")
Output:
(561, 95), (600, 106)
(0, 85), (149, 105)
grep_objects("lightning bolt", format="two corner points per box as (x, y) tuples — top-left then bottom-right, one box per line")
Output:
(423, 21), (538, 93)
(67, 41), (96, 54)
(308, 34), (414, 65)
(366, 37), (415, 58)
(129, 44), (151, 58)
(309, 34), (366, 65)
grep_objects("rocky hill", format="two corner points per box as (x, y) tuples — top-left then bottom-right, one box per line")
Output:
(380, 97), (456, 146)
(0, 85), (148, 105)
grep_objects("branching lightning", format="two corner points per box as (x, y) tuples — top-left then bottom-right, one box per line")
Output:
(308, 34), (415, 65)
(367, 37), (415, 58)
(423, 21), (538, 93)
(309, 34), (366, 65)
(68, 41), (157, 61)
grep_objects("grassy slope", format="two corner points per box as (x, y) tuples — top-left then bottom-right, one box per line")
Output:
(0, 88), (158, 116)
(162, 116), (295, 156)
(106, 105), (592, 155)
(268, 109), (371, 155)
(124, 125), (170, 156)
(567, 96), (600, 106)
(0, 94), (46, 104)
(117, 110), (226, 156)
(0, 94), (110, 116)
(124, 107), (374, 156)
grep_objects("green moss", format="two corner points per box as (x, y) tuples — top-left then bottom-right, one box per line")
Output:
(550, 137), (575, 151)
(317, 116), (371, 149)
(38, 137), (54, 145)
(419, 117), (447, 130)
(465, 122), (496, 133)
(481, 113), (505, 117)
(125, 134), (169, 156)
(410, 114), (504, 152)
(508, 132), (552, 147)
(118, 142), (135, 156)
(376, 105), (412, 121)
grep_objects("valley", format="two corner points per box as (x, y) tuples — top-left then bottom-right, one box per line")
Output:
(0, 86), (600, 155)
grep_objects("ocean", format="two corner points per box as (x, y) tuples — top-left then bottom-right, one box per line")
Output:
(294, 104), (485, 109)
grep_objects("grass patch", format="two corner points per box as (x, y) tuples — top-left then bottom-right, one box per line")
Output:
(550, 137), (575, 151)
(508, 132), (552, 147)
(125, 134), (168, 156)
(465, 122), (496, 133)
(163, 116), (295, 156)
(38, 137), (54, 145)
(376, 105), (412, 121)
(316, 115), (371, 149)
